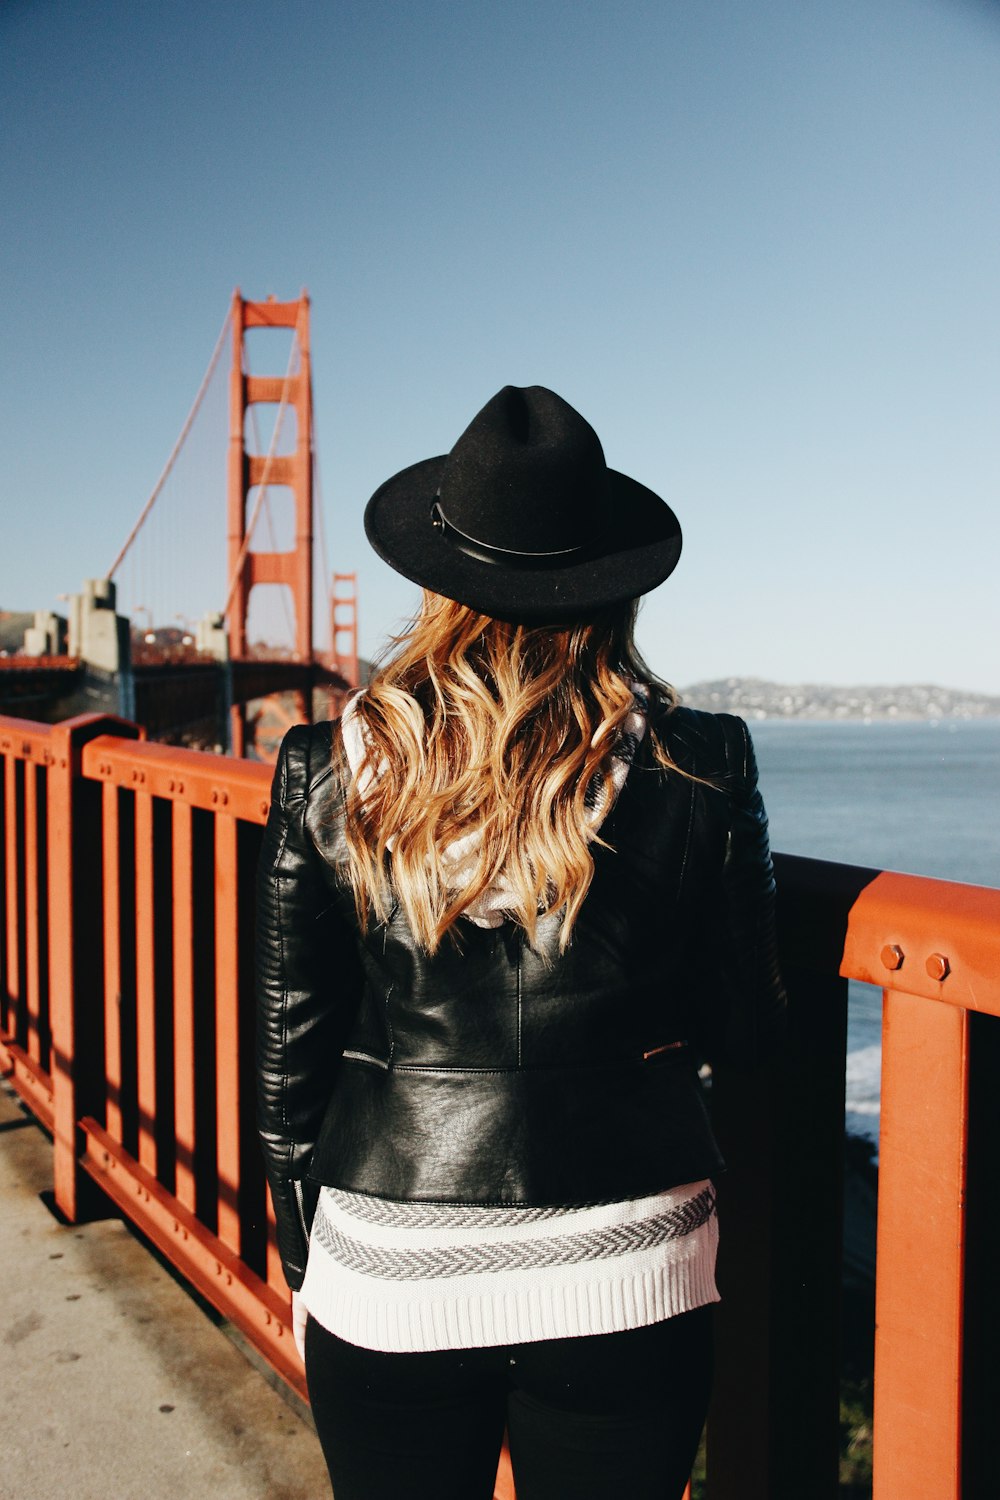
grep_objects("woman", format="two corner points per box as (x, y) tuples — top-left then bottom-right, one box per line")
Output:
(256, 385), (785, 1500)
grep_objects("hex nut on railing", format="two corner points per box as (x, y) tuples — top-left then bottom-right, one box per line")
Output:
(926, 952), (950, 982)
(881, 944), (905, 971)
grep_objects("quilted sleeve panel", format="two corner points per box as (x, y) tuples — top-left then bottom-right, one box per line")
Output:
(255, 722), (363, 1290)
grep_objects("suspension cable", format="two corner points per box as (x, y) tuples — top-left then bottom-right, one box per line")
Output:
(108, 308), (232, 578)
(312, 430), (334, 654)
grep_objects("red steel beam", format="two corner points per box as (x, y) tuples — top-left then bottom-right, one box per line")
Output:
(215, 811), (242, 1254)
(246, 552), (299, 589)
(873, 994), (969, 1497)
(842, 868), (1000, 1015)
(0, 656), (78, 672)
(172, 801), (197, 1212)
(0, 716), (57, 756)
(23, 762), (41, 1064)
(82, 736), (270, 825)
(101, 781), (124, 1143)
(134, 788), (157, 1177)
(245, 374), (301, 405)
(0, 1036), (54, 1130)
(247, 453), (295, 488)
(242, 299), (304, 327)
(46, 720), (78, 1217)
(3, 755), (20, 1026)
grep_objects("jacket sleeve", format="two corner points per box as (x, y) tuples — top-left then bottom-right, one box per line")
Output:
(255, 723), (363, 1291)
(692, 715), (787, 1066)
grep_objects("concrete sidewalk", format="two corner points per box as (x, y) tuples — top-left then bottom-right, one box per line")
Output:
(0, 1079), (331, 1500)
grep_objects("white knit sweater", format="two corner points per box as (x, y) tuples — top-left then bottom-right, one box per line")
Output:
(301, 1181), (719, 1353)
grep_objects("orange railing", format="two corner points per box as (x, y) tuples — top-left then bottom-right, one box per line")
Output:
(0, 712), (299, 1391)
(1, 710), (998, 1498)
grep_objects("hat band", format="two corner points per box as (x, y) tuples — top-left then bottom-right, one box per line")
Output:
(430, 501), (589, 570)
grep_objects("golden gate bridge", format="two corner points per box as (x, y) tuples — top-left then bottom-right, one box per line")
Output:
(0, 290), (360, 760)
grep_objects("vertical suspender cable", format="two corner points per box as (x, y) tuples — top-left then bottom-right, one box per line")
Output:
(108, 309), (232, 579)
(312, 441), (334, 656)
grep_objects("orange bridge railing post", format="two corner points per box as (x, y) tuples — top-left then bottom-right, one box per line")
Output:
(47, 714), (141, 1221)
(873, 992), (967, 1498)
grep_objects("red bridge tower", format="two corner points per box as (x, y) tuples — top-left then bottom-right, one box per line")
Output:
(227, 291), (314, 755)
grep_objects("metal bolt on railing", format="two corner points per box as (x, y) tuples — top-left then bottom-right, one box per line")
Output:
(881, 944), (905, 970)
(926, 952), (951, 981)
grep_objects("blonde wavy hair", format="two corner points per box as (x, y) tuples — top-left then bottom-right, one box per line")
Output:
(338, 591), (677, 954)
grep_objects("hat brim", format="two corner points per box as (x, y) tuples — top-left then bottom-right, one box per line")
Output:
(364, 456), (682, 622)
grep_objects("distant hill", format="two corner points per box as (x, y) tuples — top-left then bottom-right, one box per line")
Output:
(0, 611), (32, 653)
(680, 677), (1000, 720)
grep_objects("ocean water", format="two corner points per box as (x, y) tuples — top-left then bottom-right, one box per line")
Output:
(748, 718), (1000, 1143)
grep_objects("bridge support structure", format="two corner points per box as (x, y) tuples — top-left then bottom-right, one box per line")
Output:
(227, 292), (314, 756)
(331, 570), (360, 703)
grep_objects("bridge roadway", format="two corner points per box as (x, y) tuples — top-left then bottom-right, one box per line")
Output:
(0, 1079), (331, 1500)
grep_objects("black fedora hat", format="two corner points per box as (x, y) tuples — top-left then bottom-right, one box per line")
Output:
(364, 385), (682, 622)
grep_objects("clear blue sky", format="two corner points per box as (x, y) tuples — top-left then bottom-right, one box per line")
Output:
(2, 0), (999, 690)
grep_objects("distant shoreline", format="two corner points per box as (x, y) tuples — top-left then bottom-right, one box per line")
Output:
(679, 679), (1000, 722)
(716, 713), (1000, 724)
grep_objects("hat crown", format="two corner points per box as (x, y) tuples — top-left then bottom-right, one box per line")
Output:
(363, 381), (682, 623)
(437, 386), (610, 556)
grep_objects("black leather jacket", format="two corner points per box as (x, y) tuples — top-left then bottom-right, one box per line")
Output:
(255, 703), (786, 1291)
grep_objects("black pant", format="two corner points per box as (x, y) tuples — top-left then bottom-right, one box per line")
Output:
(305, 1306), (713, 1500)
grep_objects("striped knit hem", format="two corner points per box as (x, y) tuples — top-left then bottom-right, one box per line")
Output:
(300, 1182), (720, 1354)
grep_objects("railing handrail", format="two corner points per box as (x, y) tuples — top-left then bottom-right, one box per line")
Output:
(773, 849), (1000, 1012)
(80, 733), (271, 823)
